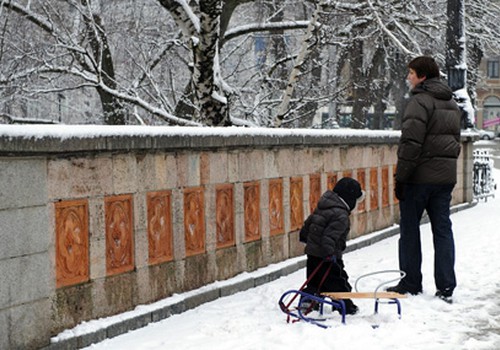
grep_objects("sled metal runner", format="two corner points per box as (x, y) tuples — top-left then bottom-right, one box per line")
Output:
(278, 263), (406, 328)
(278, 289), (346, 328)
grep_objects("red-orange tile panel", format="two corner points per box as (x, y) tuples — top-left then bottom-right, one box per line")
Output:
(356, 169), (366, 213)
(244, 181), (261, 242)
(184, 187), (206, 256)
(290, 177), (304, 231)
(269, 178), (284, 236)
(147, 190), (173, 265)
(327, 173), (338, 191)
(105, 194), (135, 275)
(55, 199), (89, 288)
(216, 184), (235, 249)
(383, 166), (390, 207)
(309, 173), (321, 213)
(370, 167), (379, 211)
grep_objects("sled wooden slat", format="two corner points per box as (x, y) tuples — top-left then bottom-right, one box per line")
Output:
(322, 291), (407, 299)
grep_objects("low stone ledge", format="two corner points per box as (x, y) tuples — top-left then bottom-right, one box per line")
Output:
(0, 125), (401, 155)
(220, 278), (256, 297)
(183, 289), (220, 310)
(151, 301), (186, 323)
(106, 313), (152, 339)
(78, 329), (107, 349)
(41, 337), (78, 350)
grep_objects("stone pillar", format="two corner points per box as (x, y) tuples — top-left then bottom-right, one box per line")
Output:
(0, 158), (52, 349)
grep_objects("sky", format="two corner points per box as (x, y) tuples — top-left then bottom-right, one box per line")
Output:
(47, 166), (500, 350)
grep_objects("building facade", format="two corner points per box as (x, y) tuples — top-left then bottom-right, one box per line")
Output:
(475, 55), (500, 134)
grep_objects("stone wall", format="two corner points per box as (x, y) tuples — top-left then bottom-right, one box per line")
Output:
(0, 126), (475, 349)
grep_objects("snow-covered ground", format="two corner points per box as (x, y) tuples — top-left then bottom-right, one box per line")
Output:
(72, 169), (500, 350)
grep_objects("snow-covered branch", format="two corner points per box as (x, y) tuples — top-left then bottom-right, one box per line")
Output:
(223, 21), (309, 43)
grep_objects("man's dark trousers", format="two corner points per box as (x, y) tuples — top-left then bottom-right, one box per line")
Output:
(398, 183), (457, 294)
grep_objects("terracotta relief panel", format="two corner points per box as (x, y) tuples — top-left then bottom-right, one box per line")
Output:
(244, 181), (261, 242)
(309, 173), (321, 213)
(55, 199), (89, 288)
(290, 177), (304, 231)
(382, 166), (390, 207)
(269, 178), (284, 235)
(342, 170), (352, 179)
(184, 187), (206, 256)
(147, 191), (173, 265)
(105, 194), (135, 275)
(356, 169), (366, 213)
(327, 172), (338, 191)
(370, 167), (379, 211)
(216, 184), (235, 249)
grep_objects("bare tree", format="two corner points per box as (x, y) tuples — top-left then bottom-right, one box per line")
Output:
(0, 0), (312, 126)
(325, 0), (445, 129)
(0, 1), (130, 124)
(1, 0), (499, 128)
(464, 0), (500, 106)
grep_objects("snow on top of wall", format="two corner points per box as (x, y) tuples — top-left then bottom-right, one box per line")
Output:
(0, 124), (399, 141)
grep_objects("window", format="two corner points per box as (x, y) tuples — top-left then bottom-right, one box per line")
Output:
(483, 96), (500, 127)
(487, 60), (499, 79)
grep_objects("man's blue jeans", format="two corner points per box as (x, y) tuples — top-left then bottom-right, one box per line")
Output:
(398, 183), (457, 294)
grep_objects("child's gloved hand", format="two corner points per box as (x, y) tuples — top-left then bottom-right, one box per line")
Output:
(324, 255), (337, 263)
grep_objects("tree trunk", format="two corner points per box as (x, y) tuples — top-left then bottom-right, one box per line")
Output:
(390, 54), (409, 130)
(445, 0), (466, 91)
(275, 0), (324, 127)
(349, 39), (368, 129)
(79, 1), (126, 125)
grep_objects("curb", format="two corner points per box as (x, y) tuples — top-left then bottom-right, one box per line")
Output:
(43, 202), (476, 349)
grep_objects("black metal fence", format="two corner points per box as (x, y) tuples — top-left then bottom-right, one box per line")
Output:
(473, 149), (497, 200)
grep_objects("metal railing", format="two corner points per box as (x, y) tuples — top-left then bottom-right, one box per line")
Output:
(473, 149), (497, 201)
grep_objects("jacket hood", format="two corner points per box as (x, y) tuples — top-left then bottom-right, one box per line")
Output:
(332, 177), (362, 211)
(411, 77), (453, 101)
(317, 190), (350, 211)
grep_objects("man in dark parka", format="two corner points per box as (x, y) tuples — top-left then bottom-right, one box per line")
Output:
(386, 56), (461, 303)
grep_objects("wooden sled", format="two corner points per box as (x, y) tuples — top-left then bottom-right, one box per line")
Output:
(322, 291), (406, 319)
(278, 267), (407, 328)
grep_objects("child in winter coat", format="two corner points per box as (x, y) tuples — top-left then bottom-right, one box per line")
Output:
(299, 177), (365, 314)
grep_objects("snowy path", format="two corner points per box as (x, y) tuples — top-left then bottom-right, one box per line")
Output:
(77, 170), (500, 350)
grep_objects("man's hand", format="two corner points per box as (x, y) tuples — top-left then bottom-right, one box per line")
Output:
(395, 181), (405, 201)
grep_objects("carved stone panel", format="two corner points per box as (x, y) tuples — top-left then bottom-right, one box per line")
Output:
(105, 194), (135, 276)
(55, 199), (89, 288)
(370, 167), (379, 211)
(269, 178), (284, 236)
(383, 166), (390, 207)
(184, 187), (205, 256)
(309, 173), (321, 213)
(356, 169), (366, 213)
(216, 184), (235, 249)
(342, 170), (353, 179)
(244, 181), (261, 242)
(147, 191), (173, 265)
(327, 173), (338, 191)
(290, 177), (304, 231)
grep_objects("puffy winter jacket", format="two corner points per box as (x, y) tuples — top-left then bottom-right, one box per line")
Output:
(299, 190), (350, 259)
(396, 78), (461, 184)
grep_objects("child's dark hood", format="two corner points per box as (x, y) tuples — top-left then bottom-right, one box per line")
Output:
(332, 177), (363, 211)
(317, 190), (349, 211)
